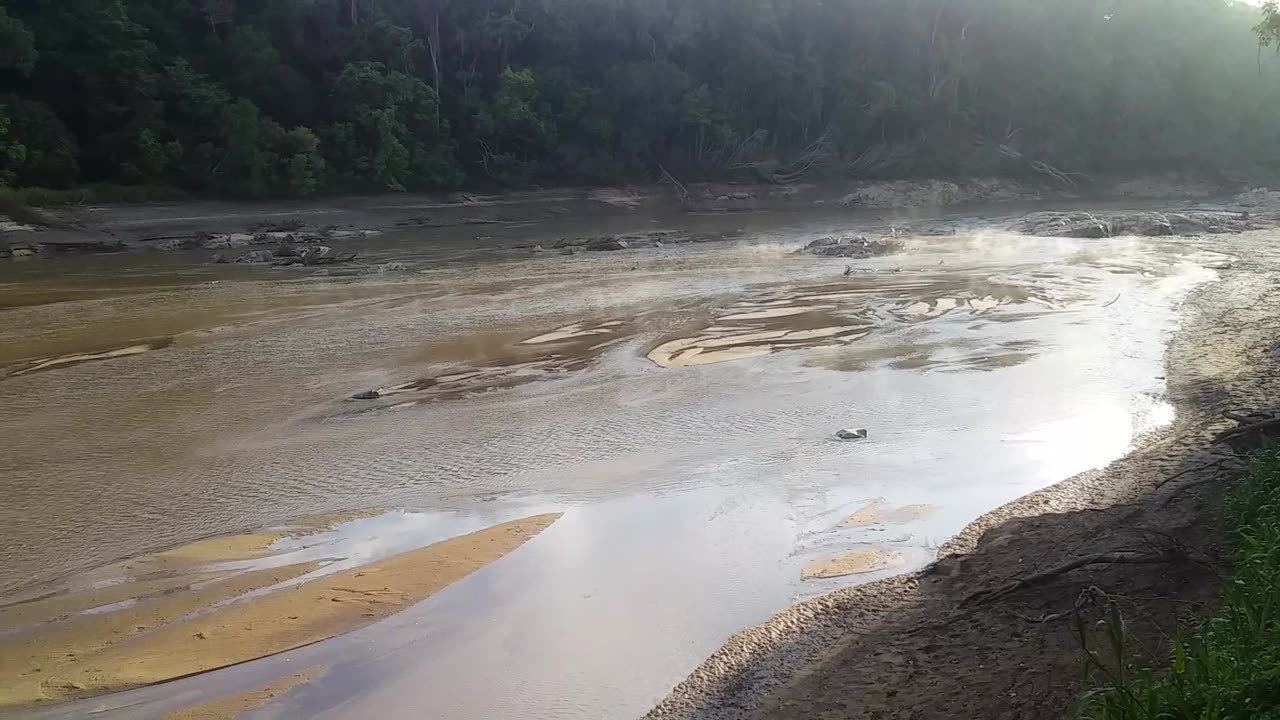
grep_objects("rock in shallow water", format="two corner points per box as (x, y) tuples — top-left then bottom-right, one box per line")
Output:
(836, 428), (869, 440)
(1010, 210), (1254, 238)
(802, 235), (902, 259)
(236, 250), (275, 264)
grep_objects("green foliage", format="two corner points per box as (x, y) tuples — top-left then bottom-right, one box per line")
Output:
(3, 0), (1280, 198)
(0, 8), (37, 75)
(0, 97), (79, 189)
(1077, 447), (1280, 719)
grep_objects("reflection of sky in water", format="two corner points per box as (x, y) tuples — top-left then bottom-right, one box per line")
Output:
(23, 232), (1219, 720)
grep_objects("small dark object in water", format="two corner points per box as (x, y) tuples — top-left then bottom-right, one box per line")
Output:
(352, 390), (381, 400)
(836, 428), (869, 440)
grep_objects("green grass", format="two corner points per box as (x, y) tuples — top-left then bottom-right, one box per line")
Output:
(0, 184), (188, 228)
(1, 184), (187, 208)
(1077, 447), (1280, 719)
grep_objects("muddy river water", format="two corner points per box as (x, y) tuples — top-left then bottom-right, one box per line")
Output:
(0, 206), (1231, 718)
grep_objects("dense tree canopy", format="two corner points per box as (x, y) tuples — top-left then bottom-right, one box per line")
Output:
(1, 0), (1279, 197)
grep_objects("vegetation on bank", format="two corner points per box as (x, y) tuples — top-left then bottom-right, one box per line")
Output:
(2, 1), (1280, 201)
(1078, 447), (1280, 720)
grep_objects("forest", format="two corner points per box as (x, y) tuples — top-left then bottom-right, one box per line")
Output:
(2, 0), (1280, 198)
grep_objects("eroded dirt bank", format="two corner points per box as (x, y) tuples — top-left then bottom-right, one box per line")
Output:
(646, 230), (1280, 719)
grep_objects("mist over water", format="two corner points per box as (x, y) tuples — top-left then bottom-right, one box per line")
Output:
(0, 212), (1224, 718)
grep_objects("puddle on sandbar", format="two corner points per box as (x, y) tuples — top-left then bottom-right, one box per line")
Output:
(343, 320), (636, 409)
(0, 511), (560, 710)
(645, 271), (1076, 370)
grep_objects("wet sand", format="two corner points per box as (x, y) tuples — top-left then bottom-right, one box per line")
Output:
(164, 669), (322, 720)
(0, 201), (1243, 718)
(0, 513), (558, 709)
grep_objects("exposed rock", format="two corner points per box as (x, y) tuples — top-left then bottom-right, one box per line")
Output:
(352, 390), (381, 400)
(532, 244), (544, 253)
(840, 180), (963, 208)
(371, 262), (407, 273)
(838, 178), (1041, 209)
(1233, 187), (1280, 208)
(586, 237), (629, 251)
(249, 219), (306, 233)
(1109, 174), (1223, 199)
(12, 247), (36, 258)
(729, 191), (752, 200)
(801, 235), (903, 259)
(273, 240), (301, 258)
(236, 250), (275, 264)
(1011, 210), (1254, 238)
(200, 233), (254, 250)
(560, 247), (575, 256)
(210, 253), (228, 264)
(554, 229), (734, 252)
(836, 428), (869, 440)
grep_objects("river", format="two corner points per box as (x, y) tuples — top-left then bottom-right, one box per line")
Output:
(0, 205), (1227, 718)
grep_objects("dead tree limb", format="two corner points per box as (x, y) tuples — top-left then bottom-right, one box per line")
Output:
(1161, 474), (1228, 507)
(959, 552), (1173, 609)
(1154, 459), (1230, 489)
(1213, 416), (1280, 445)
(657, 162), (690, 207)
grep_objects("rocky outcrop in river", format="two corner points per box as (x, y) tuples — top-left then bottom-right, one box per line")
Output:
(800, 235), (903, 258)
(548, 229), (744, 252)
(1010, 210), (1255, 238)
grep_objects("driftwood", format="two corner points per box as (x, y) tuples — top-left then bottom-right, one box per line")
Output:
(1154, 459), (1231, 489)
(1213, 415), (1280, 445)
(657, 163), (690, 206)
(909, 552), (1178, 637)
(959, 551), (1174, 609)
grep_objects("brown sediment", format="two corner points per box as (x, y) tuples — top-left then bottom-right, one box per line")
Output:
(644, 234), (1280, 720)
(802, 549), (905, 579)
(164, 668), (323, 720)
(0, 513), (559, 709)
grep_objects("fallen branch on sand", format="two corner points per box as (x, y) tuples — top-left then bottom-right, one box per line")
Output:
(1154, 459), (1232, 489)
(1213, 415), (1280, 445)
(907, 547), (1195, 637)
(959, 551), (1176, 609)
(1161, 473), (1230, 507)
(657, 163), (690, 206)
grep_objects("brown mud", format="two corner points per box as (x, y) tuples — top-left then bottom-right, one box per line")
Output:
(645, 231), (1280, 719)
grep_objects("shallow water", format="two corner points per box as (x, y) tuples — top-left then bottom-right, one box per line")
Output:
(0, 210), (1226, 718)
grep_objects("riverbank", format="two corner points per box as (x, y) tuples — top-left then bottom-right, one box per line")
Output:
(646, 229), (1280, 719)
(0, 173), (1247, 261)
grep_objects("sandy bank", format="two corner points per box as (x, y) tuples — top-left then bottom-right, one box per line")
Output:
(646, 229), (1280, 719)
(0, 512), (560, 709)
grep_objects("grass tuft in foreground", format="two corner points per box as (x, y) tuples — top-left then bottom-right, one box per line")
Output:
(1078, 447), (1280, 719)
